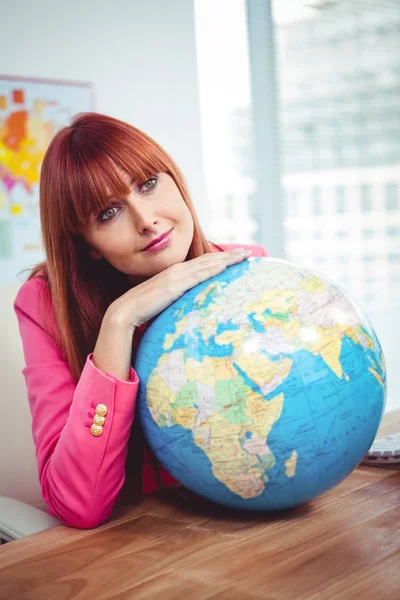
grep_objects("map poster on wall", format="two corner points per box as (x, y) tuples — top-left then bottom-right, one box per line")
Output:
(0, 75), (93, 285)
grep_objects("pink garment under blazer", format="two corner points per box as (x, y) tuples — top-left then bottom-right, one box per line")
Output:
(14, 242), (268, 529)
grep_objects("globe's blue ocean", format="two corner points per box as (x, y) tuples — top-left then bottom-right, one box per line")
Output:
(135, 258), (386, 510)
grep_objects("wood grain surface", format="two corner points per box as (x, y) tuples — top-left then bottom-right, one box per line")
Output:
(1, 410), (399, 600)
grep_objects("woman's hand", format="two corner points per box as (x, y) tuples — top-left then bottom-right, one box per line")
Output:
(108, 248), (252, 330)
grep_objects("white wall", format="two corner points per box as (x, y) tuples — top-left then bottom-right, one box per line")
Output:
(0, 0), (206, 508)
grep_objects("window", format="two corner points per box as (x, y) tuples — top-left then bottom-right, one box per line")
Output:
(336, 185), (346, 213)
(195, 0), (400, 415)
(386, 183), (399, 211)
(311, 186), (322, 215)
(362, 229), (375, 240)
(270, 0), (400, 311)
(361, 184), (373, 212)
(194, 0), (257, 244)
(387, 226), (400, 237)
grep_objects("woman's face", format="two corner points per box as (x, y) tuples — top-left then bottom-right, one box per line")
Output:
(80, 171), (194, 284)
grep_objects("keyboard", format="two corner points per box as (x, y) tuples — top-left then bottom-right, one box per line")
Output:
(360, 432), (400, 468)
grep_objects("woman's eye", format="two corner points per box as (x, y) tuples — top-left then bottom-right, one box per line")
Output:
(140, 176), (157, 193)
(97, 206), (118, 223)
(96, 177), (157, 223)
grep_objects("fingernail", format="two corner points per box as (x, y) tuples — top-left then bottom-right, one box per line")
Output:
(231, 247), (245, 253)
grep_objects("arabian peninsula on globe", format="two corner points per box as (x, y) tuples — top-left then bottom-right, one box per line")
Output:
(135, 257), (386, 510)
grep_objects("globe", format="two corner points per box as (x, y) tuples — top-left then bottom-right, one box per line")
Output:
(135, 257), (386, 510)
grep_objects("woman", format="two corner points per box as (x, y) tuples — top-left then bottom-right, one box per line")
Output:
(14, 112), (268, 529)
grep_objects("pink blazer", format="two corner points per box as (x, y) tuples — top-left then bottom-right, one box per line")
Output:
(14, 242), (268, 529)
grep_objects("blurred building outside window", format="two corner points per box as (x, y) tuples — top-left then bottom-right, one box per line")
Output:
(273, 0), (400, 309)
(194, 0), (400, 309)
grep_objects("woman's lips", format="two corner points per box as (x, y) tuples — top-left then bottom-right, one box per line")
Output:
(142, 228), (173, 252)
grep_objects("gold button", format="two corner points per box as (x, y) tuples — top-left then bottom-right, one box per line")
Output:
(93, 414), (105, 426)
(95, 404), (107, 417)
(90, 424), (103, 437)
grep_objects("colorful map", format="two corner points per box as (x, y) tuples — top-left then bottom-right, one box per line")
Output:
(0, 77), (92, 284)
(136, 258), (386, 510)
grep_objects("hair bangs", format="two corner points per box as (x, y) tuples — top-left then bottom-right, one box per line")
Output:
(63, 148), (131, 234)
(62, 123), (172, 234)
(90, 123), (173, 194)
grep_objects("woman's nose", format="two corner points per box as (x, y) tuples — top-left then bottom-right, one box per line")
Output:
(131, 203), (159, 232)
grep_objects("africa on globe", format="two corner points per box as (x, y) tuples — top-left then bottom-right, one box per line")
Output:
(135, 257), (386, 510)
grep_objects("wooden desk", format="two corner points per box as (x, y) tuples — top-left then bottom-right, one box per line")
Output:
(1, 411), (399, 600)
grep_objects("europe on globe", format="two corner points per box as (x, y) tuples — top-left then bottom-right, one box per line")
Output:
(135, 257), (386, 510)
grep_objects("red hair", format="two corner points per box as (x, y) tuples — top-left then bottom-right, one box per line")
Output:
(27, 112), (212, 382)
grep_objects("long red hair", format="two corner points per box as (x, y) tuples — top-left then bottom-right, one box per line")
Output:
(23, 112), (215, 503)
(26, 112), (213, 382)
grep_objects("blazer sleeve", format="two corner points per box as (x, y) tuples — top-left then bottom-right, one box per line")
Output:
(257, 245), (268, 257)
(13, 276), (139, 529)
(216, 243), (268, 257)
